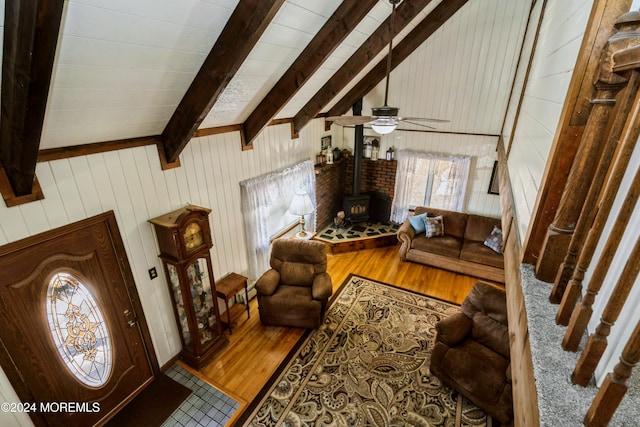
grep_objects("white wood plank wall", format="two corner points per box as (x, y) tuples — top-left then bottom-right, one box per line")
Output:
(357, 0), (531, 136)
(0, 121), (325, 426)
(505, 0), (594, 240)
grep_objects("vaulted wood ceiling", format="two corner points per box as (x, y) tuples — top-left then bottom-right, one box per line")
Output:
(0, 0), (526, 202)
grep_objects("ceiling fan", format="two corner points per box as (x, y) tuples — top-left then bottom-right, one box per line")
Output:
(326, 0), (449, 135)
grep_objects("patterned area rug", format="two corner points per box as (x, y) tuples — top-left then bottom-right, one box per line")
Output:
(238, 275), (492, 426)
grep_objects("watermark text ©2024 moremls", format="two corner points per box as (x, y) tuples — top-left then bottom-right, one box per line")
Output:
(1, 401), (101, 413)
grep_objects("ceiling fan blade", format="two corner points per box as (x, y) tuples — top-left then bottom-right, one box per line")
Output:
(325, 116), (374, 126)
(399, 117), (450, 123)
(400, 120), (436, 130)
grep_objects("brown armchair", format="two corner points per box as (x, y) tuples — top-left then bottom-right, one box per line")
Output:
(255, 238), (332, 329)
(430, 281), (513, 424)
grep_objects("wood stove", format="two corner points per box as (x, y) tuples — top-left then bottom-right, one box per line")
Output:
(343, 194), (370, 223)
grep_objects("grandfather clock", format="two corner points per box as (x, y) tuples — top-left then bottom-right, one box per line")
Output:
(149, 205), (228, 369)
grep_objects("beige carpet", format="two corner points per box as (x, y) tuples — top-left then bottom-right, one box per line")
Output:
(238, 274), (492, 427)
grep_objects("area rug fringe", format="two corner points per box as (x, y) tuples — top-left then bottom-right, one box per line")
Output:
(237, 274), (492, 427)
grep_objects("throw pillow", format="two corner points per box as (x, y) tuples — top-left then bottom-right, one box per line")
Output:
(424, 215), (444, 238)
(408, 212), (428, 234)
(484, 225), (503, 253)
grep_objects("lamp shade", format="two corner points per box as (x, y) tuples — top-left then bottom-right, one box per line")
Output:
(289, 190), (314, 216)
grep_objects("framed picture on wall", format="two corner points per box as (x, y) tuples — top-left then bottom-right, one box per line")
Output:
(321, 136), (331, 151)
(488, 161), (500, 195)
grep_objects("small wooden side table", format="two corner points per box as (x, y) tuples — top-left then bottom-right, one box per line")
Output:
(215, 273), (249, 334)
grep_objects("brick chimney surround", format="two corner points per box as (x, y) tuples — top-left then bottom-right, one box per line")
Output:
(314, 157), (397, 230)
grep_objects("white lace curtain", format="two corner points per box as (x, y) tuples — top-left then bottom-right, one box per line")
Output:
(240, 160), (316, 280)
(391, 150), (470, 222)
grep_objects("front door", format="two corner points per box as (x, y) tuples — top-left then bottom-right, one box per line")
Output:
(0, 211), (156, 426)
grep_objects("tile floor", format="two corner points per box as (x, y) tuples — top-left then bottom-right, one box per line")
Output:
(314, 221), (399, 242)
(162, 364), (240, 427)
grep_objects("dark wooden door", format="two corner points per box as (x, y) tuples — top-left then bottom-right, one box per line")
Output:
(0, 212), (156, 426)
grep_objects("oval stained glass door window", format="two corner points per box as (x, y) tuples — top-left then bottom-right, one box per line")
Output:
(46, 272), (113, 387)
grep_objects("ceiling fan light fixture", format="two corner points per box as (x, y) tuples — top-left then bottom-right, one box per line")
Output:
(371, 123), (397, 135)
(371, 114), (399, 135)
(372, 106), (399, 117)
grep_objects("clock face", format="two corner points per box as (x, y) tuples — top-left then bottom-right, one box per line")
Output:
(183, 222), (204, 251)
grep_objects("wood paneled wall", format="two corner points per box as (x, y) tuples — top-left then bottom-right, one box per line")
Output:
(505, 0), (594, 241)
(357, 0), (531, 137)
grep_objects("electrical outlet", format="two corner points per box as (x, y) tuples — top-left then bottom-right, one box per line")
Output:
(148, 267), (158, 280)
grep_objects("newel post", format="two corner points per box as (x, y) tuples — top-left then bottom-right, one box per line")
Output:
(553, 71), (640, 325)
(537, 11), (640, 286)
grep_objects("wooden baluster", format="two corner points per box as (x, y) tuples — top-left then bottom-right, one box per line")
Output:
(572, 234), (640, 386)
(584, 318), (640, 426)
(553, 71), (640, 325)
(538, 12), (640, 285)
(563, 159), (640, 351)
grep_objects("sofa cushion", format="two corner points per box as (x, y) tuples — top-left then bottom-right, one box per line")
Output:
(424, 215), (444, 237)
(460, 241), (504, 269)
(408, 212), (428, 233)
(470, 311), (510, 358)
(440, 339), (510, 404)
(258, 284), (323, 328)
(426, 208), (468, 240)
(279, 261), (316, 286)
(483, 226), (503, 253)
(461, 282), (509, 357)
(413, 206), (429, 216)
(271, 238), (328, 277)
(412, 234), (462, 258)
(464, 214), (502, 242)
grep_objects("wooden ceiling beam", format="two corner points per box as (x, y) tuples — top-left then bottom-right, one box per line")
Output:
(291, 0), (435, 135)
(242, 0), (379, 147)
(0, 0), (64, 202)
(160, 0), (285, 165)
(326, 0), (469, 119)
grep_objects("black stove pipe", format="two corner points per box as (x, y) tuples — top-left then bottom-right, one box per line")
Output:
(353, 99), (363, 196)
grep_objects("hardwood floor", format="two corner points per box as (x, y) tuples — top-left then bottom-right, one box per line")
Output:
(200, 244), (499, 414)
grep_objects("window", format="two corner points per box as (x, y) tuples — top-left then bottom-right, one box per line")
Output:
(391, 150), (471, 222)
(240, 160), (316, 279)
(46, 272), (112, 387)
(266, 194), (300, 239)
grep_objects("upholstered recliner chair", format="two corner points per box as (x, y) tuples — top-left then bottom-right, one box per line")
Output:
(430, 281), (513, 424)
(255, 238), (332, 329)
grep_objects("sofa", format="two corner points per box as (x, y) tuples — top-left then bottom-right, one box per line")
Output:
(430, 281), (513, 423)
(396, 207), (504, 283)
(255, 238), (333, 329)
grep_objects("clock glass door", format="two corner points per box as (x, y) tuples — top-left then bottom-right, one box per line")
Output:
(187, 258), (220, 353)
(166, 257), (221, 357)
(166, 263), (190, 346)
